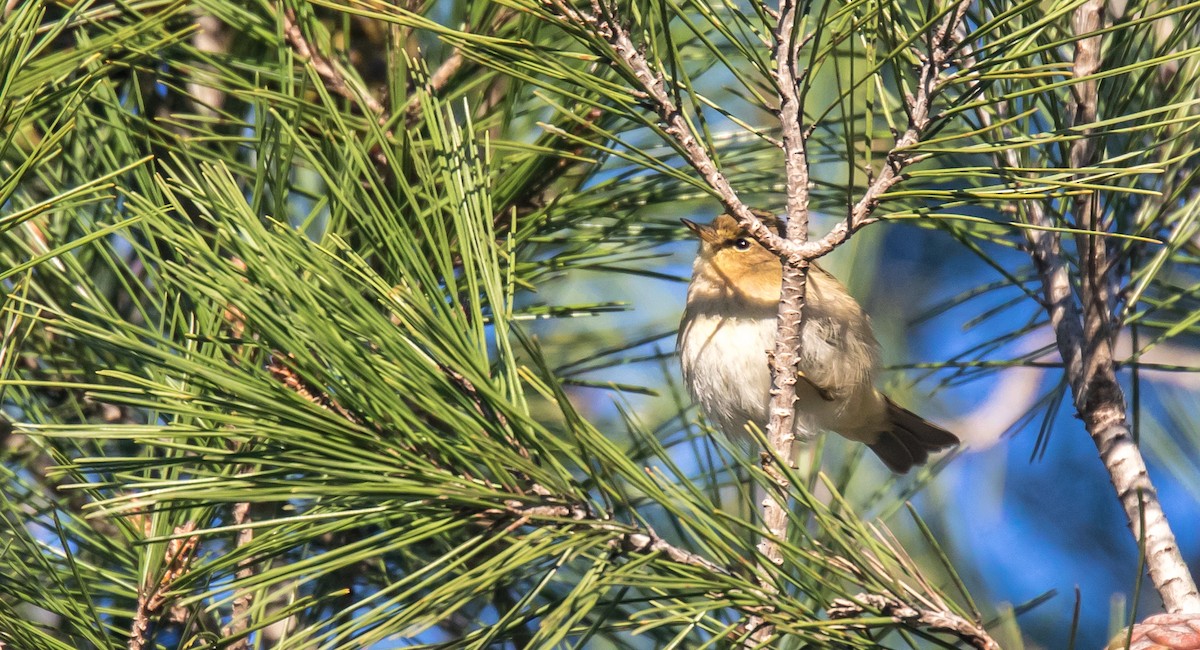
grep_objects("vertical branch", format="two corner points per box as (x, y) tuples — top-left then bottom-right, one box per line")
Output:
(541, 0), (975, 641)
(749, 0), (809, 643)
(751, 2), (972, 641)
(188, 13), (229, 118)
(223, 502), (255, 650)
(964, 0), (1199, 612)
(1065, 0), (1200, 613)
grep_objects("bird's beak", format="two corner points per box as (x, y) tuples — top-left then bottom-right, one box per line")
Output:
(681, 218), (720, 243)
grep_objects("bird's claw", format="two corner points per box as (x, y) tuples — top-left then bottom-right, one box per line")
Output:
(796, 371), (836, 402)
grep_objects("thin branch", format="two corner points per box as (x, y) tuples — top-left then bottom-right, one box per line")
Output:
(129, 523), (200, 650)
(283, 5), (537, 235)
(222, 502), (255, 650)
(267, 355), (362, 425)
(958, 1), (1200, 612)
(539, 0), (785, 260)
(494, 497), (731, 575)
(544, 0), (975, 642)
(750, 0), (811, 640)
(538, 0), (966, 264)
(283, 6), (493, 164)
(405, 9), (518, 129)
(281, 7), (392, 166)
(751, 1), (972, 643)
(827, 593), (999, 650)
(281, 8), (387, 117)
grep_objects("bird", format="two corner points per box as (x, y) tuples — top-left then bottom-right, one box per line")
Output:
(677, 212), (959, 473)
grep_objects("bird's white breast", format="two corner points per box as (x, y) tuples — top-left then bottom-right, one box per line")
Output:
(678, 312), (775, 442)
(678, 301), (887, 444)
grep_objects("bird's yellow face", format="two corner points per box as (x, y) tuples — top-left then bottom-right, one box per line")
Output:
(682, 213), (782, 308)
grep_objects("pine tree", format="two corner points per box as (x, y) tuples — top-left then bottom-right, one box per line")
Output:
(3, 1), (1199, 648)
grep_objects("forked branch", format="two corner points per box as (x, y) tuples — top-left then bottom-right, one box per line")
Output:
(542, 0), (981, 644)
(751, 0), (973, 642)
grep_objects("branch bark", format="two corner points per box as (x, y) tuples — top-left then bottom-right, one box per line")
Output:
(491, 497), (733, 576)
(128, 523), (200, 650)
(749, 0), (811, 641)
(827, 593), (999, 650)
(960, 0), (1200, 613)
(750, 1), (972, 642)
(281, 7), (392, 167)
(539, 0), (783, 259)
(1066, 0), (1197, 614)
(222, 501), (255, 650)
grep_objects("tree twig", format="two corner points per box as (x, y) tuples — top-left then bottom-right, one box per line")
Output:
(959, 1), (1200, 612)
(128, 523), (200, 650)
(188, 12), (229, 118)
(281, 7), (392, 166)
(539, 0), (784, 259)
(281, 8), (387, 117)
(750, 1), (972, 642)
(748, 0), (811, 640)
(222, 501), (256, 650)
(490, 497), (732, 575)
(827, 593), (999, 650)
(543, 0), (975, 642)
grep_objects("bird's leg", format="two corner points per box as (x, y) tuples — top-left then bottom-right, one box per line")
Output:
(795, 371), (836, 402)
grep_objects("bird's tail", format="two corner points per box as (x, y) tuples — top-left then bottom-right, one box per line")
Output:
(867, 397), (960, 474)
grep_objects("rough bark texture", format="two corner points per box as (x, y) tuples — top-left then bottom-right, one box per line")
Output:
(828, 593), (1000, 650)
(745, 1), (976, 643)
(747, 0), (811, 643)
(1066, 0), (1197, 613)
(955, 0), (1199, 612)
(223, 502), (256, 650)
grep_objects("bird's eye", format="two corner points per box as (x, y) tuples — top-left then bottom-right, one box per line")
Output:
(733, 238), (752, 251)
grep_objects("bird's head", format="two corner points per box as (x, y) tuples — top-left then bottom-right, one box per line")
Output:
(681, 212), (783, 306)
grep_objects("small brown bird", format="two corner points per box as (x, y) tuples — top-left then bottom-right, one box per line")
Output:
(677, 213), (959, 473)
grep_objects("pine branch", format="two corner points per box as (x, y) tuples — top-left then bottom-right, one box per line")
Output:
(827, 593), (999, 650)
(494, 498), (732, 576)
(538, 0), (781, 257)
(536, 1), (979, 643)
(129, 523), (200, 650)
(1067, 0), (1198, 614)
(281, 6), (391, 166)
(753, 1), (972, 642)
(959, 2), (1200, 613)
(222, 502), (255, 650)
